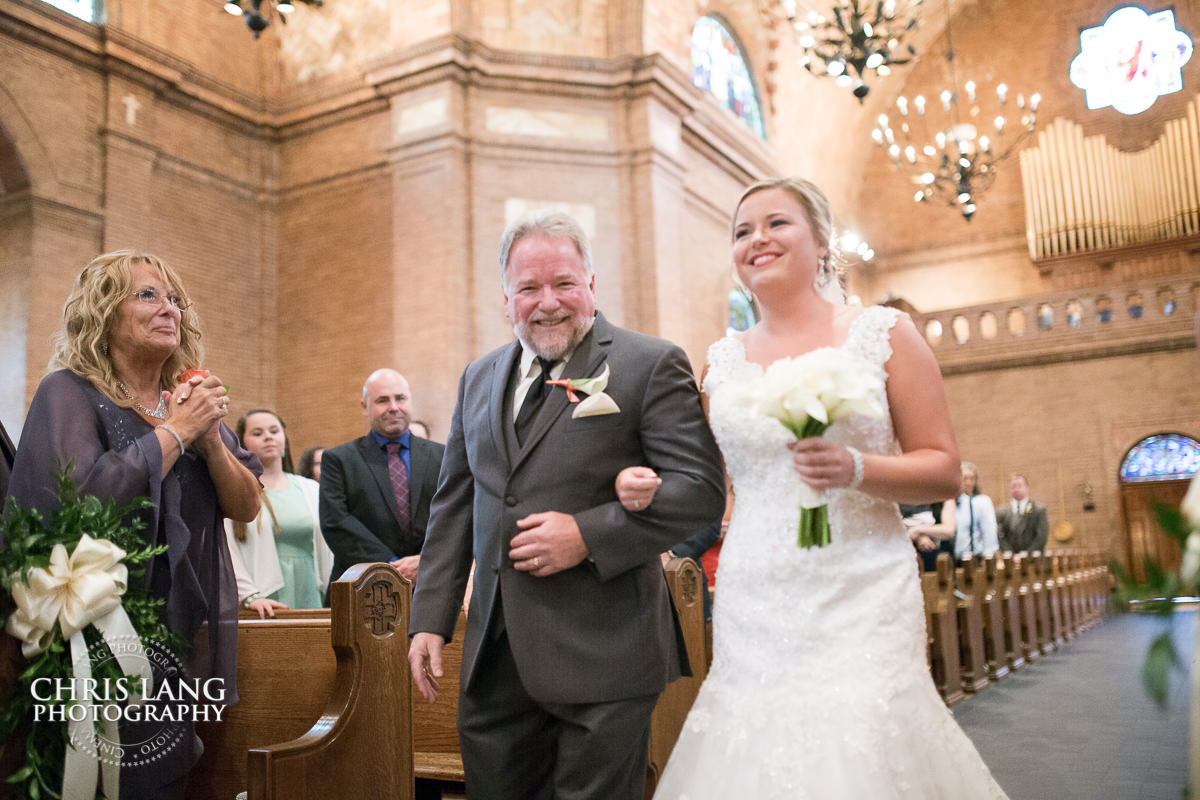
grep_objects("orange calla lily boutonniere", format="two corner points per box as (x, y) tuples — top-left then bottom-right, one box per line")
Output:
(545, 363), (620, 418)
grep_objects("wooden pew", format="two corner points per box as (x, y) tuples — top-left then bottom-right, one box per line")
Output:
(921, 553), (964, 704)
(1052, 552), (1076, 640)
(247, 563), (414, 800)
(647, 557), (709, 794)
(186, 558), (706, 799)
(1014, 554), (1041, 663)
(187, 562), (414, 800)
(412, 614), (466, 786)
(1043, 552), (1067, 647)
(980, 555), (1010, 681)
(997, 554), (1027, 672)
(1063, 551), (1085, 636)
(954, 557), (990, 692)
(1030, 552), (1056, 655)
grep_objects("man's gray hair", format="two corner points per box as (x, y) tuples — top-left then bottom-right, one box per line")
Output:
(498, 210), (594, 288)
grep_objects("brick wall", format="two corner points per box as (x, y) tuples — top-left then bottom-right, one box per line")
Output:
(1, 0), (1196, 568)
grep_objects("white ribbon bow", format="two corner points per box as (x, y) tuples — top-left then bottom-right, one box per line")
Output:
(4, 534), (152, 800)
(6, 535), (130, 656)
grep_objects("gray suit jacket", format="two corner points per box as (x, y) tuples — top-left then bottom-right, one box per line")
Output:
(319, 433), (445, 582)
(996, 499), (1049, 554)
(410, 312), (725, 704)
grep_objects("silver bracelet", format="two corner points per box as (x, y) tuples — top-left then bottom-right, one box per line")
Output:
(846, 446), (865, 490)
(158, 423), (185, 457)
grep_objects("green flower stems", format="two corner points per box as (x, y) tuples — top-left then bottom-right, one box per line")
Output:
(780, 417), (832, 549)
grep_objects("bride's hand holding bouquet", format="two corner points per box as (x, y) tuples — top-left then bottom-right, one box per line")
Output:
(735, 349), (885, 548)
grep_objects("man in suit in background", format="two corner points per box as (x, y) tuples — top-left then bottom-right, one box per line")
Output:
(408, 211), (725, 800)
(997, 473), (1050, 553)
(319, 368), (445, 584)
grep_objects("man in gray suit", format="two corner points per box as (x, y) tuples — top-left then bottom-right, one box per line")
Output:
(409, 211), (725, 800)
(319, 369), (444, 584)
(996, 472), (1050, 553)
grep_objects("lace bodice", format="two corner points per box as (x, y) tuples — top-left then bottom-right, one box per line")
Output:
(703, 304), (905, 550)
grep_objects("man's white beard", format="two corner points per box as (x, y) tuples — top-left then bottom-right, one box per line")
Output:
(515, 314), (594, 361)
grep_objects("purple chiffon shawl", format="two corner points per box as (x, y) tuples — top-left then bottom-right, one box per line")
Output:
(4, 369), (260, 704)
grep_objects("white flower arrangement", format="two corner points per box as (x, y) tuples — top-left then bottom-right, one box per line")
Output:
(734, 349), (885, 547)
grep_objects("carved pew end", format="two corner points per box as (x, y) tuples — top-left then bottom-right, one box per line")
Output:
(247, 563), (415, 800)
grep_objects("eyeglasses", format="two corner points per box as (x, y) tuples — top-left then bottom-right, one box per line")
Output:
(129, 288), (190, 312)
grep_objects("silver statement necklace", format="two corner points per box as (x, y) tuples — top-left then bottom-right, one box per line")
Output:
(116, 381), (167, 419)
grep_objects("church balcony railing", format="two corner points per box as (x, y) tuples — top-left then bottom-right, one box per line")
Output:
(900, 276), (1199, 375)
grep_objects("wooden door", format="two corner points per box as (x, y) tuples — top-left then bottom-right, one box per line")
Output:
(1120, 479), (1190, 582)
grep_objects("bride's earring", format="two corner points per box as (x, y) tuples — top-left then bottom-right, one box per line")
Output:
(815, 253), (831, 287)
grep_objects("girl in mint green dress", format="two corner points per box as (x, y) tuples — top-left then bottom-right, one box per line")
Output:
(226, 410), (334, 617)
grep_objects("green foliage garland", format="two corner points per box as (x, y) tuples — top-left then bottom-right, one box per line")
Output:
(1111, 503), (1193, 710)
(0, 467), (177, 800)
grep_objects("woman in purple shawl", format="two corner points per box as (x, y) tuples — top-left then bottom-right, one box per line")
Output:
(5, 250), (261, 798)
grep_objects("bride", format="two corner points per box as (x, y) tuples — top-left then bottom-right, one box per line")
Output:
(617, 177), (1007, 798)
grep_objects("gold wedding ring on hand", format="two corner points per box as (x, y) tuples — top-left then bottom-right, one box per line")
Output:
(533, 556), (541, 569)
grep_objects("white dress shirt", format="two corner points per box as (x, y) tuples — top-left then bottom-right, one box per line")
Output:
(954, 493), (999, 558)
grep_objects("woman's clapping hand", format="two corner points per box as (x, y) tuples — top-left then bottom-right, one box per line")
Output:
(166, 372), (230, 457)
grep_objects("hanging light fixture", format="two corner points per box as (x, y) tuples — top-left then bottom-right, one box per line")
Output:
(761, 0), (925, 101)
(223, 0), (322, 37)
(838, 230), (875, 262)
(870, 0), (1039, 220)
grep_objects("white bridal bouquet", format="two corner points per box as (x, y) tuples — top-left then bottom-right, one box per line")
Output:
(736, 349), (885, 547)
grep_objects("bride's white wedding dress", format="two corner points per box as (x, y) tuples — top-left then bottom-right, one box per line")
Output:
(653, 306), (1006, 799)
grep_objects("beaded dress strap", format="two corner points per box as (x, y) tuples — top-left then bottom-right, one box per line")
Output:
(843, 306), (905, 369)
(703, 336), (744, 395)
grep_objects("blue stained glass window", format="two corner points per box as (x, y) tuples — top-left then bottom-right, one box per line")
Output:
(1120, 433), (1200, 482)
(728, 288), (758, 332)
(691, 16), (766, 139)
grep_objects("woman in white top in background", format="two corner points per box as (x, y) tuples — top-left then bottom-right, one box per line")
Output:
(226, 409), (334, 617)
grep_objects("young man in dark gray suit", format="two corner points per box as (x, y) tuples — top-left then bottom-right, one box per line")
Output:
(319, 369), (444, 584)
(409, 211), (725, 800)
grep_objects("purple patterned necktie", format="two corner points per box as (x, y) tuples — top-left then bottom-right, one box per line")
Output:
(385, 442), (410, 532)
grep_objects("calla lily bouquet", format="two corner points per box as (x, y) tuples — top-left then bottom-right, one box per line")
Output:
(735, 349), (885, 548)
(0, 468), (175, 800)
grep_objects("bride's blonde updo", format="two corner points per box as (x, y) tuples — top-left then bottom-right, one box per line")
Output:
(732, 177), (845, 299)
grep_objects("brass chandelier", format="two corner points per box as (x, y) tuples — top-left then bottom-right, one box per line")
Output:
(762, 0), (925, 101)
(870, 0), (1039, 219)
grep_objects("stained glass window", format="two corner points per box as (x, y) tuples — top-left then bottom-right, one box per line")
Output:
(1069, 6), (1193, 116)
(1120, 433), (1200, 482)
(691, 16), (766, 139)
(728, 288), (758, 332)
(40, 0), (97, 22)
